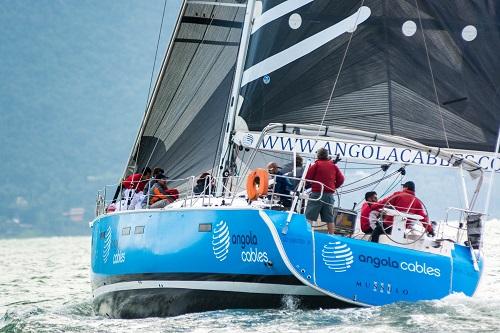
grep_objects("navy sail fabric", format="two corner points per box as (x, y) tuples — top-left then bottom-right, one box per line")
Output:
(238, 0), (500, 153)
(130, 0), (246, 179)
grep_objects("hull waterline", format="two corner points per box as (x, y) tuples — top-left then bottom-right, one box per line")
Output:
(90, 207), (482, 318)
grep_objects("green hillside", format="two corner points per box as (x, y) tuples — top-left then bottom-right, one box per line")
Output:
(0, 1), (180, 238)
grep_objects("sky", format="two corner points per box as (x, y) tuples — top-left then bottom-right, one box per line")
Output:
(0, 0), (498, 236)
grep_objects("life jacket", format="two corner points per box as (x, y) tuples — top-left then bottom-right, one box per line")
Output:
(150, 187), (179, 205)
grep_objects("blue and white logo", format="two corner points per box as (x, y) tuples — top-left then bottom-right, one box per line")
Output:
(212, 221), (230, 261)
(102, 225), (112, 264)
(322, 241), (354, 273)
(263, 74), (270, 84)
(242, 133), (254, 146)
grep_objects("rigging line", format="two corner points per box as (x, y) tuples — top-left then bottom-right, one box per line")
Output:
(337, 170), (400, 194)
(211, 0), (253, 176)
(143, 4), (235, 171)
(211, 100), (230, 174)
(134, 0), (169, 169)
(143, 6), (219, 169)
(315, 0), (366, 137)
(343, 160), (391, 166)
(353, 167), (390, 209)
(379, 173), (403, 198)
(414, 0), (449, 148)
(343, 168), (399, 188)
(341, 169), (383, 188)
(340, 175), (398, 194)
(370, 167), (388, 191)
(148, 9), (242, 176)
(147, 0), (169, 104)
(236, 148), (247, 177)
(247, 149), (294, 162)
(210, 10), (249, 177)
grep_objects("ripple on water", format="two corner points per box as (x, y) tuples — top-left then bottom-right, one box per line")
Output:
(1, 224), (500, 333)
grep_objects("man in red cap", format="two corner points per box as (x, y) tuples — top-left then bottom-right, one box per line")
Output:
(370, 181), (433, 242)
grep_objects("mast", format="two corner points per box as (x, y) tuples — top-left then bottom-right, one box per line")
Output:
(216, 0), (256, 194)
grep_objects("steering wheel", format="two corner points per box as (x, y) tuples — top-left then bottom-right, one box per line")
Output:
(378, 199), (430, 245)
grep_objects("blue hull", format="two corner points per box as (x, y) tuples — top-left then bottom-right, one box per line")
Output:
(90, 208), (482, 317)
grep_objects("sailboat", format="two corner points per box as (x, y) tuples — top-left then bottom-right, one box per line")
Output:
(90, 0), (500, 318)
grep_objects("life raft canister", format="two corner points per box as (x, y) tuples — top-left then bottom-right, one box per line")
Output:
(246, 168), (269, 201)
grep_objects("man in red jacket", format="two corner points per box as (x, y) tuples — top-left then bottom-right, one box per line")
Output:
(371, 181), (433, 242)
(360, 191), (378, 234)
(122, 167), (152, 193)
(305, 148), (345, 234)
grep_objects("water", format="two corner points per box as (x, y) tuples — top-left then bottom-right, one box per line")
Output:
(1, 221), (499, 333)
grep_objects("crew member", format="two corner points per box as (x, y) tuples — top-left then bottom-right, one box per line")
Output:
(360, 191), (378, 234)
(149, 174), (179, 208)
(371, 181), (433, 242)
(122, 167), (152, 193)
(267, 162), (292, 208)
(282, 154), (304, 190)
(304, 148), (345, 234)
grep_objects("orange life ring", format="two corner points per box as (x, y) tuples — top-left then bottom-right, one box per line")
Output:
(246, 168), (269, 201)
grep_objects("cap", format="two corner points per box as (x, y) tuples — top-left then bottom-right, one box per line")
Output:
(402, 181), (415, 192)
(156, 174), (168, 180)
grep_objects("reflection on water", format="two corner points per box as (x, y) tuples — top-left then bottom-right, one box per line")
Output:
(1, 220), (499, 333)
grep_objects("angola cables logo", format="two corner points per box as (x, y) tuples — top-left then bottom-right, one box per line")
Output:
(322, 241), (354, 273)
(242, 133), (254, 146)
(212, 220), (230, 261)
(102, 225), (112, 264)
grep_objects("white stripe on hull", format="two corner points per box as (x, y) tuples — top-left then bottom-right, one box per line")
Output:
(93, 280), (324, 299)
(258, 210), (366, 307)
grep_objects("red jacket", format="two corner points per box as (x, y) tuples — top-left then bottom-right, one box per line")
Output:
(360, 202), (375, 233)
(305, 159), (345, 193)
(122, 173), (148, 192)
(372, 189), (431, 232)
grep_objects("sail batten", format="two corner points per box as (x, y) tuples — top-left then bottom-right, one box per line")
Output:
(129, 0), (247, 179)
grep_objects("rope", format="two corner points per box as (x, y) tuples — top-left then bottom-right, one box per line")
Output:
(143, 6), (220, 170)
(414, 0), (449, 148)
(316, 0), (366, 137)
(379, 173), (404, 198)
(141, 5), (240, 174)
(133, 0), (168, 169)
(341, 169), (383, 187)
(338, 169), (402, 195)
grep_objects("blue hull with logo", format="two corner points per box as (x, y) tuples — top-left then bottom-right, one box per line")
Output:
(90, 208), (482, 317)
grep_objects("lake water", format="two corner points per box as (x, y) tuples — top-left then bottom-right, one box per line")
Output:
(1, 220), (499, 333)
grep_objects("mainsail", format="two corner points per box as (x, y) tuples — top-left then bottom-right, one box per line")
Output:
(236, 0), (500, 153)
(128, 0), (247, 179)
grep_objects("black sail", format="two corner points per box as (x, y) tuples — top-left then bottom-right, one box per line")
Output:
(129, 0), (247, 179)
(238, 0), (500, 153)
